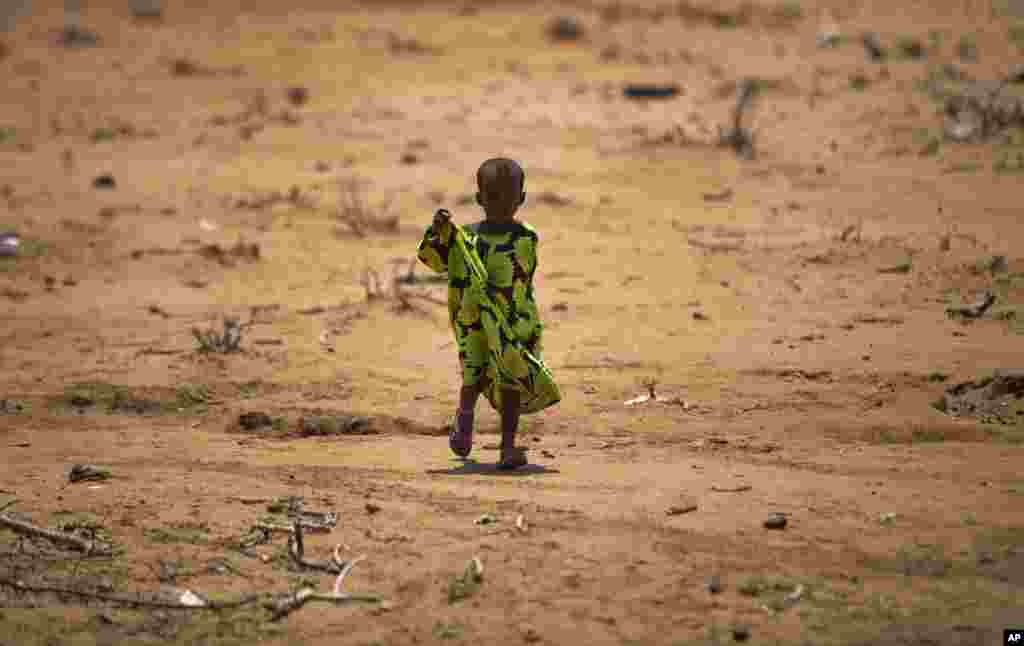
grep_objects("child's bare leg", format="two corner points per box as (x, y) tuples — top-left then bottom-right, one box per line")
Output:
(498, 388), (527, 469)
(450, 377), (489, 458)
(499, 387), (521, 449)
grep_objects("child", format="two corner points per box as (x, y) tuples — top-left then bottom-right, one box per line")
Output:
(417, 158), (560, 469)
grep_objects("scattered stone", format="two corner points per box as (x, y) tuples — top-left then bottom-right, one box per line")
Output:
(92, 174), (116, 190)
(861, 32), (886, 61)
(0, 399), (24, 414)
(298, 414), (374, 436)
(58, 26), (99, 47)
(692, 311), (709, 321)
(0, 232), (19, 257)
(988, 255), (1008, 275)
(666, 503), (698, 516)
(286, 86), (309, 107)
(623, 84), (680, 100)
(946, 290), (996, 319)
(365, 502), (381, 515)
(548, 16), (584, 41)
(706, 575), (722, 594)
(939, 370), (1024, 423)
(817, 28), (841, 49)
(1008, 64), (1024, 84)
(732, 624), (751, 642)
(239, 412), (272, 431)
(551, 302), (569, 312)
(400, 152), (419, 165)
(541, 450), (556, 459)
(130, 0), (163, 20)
(958, 38), (978, 63)
(764, 512), (788, 529)
(897, 37), (924, 59)
(68, 464), (111, 483)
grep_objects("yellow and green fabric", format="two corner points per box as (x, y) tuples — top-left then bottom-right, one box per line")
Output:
(417, 218), (561, 415)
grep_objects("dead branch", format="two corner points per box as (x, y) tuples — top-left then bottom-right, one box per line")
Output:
(0, 514), (112, 555)
(287, 519), (346, 573)
(269, 553), (374, 621)
(717, 78), (758, 159)
(0, 576), (261, 610)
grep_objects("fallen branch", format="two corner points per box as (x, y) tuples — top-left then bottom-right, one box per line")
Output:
(269, 552), (375, 621)
(287, 519), (346, 573)
(0, 514), (112, 555)
(0, 576), (260, 610)
(946, 290), (996, 319)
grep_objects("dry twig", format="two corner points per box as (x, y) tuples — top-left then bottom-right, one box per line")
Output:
(0, 514), (112, 555)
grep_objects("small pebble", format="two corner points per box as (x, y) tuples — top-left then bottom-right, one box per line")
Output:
(706, 575), (722, 594)
(365, 502), (381, 515)
(764, 513), (788, 530)
(732, 624), (751, 642)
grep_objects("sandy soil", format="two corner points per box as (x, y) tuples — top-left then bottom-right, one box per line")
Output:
(1, 0), (1023, 644)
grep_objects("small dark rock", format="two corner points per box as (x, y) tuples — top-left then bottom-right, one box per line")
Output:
(552, 302), (569, 312)
(239, 412), (272, 430)
(1008, 64), (1024, 84)
(69, 464), (111, 483)
(400, 152), (419, 165)
(861, 32), (886, 62)
(764, 512), (788, 529)
(623, 84), (680, 100)
(92, 174), (116, 189)
(548, 16), (584, 41)
(314, 160), (331, 173)
(693, 311), (709, 321)
(706, 575), (722, 594)
(365, 502), (381, 515)
(732, 624), (751, 642)
(286, 86), (309, 106)
(69, 395), (94, 408)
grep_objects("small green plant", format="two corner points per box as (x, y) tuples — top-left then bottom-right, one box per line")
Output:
(432, 622), (462, 640)
(1009, 23), (1024, 48)
(994, 152), (1024, 173)
(896, 36), (925, 59)
(176, 384), (210, 410)
(850, 74), (870, 91)
(919, 137), (941, 157)
(927, 372), (949, 383)
(237, 381), (259, 399)
(957, 34), (977, 59)
(271, 416), (287, 432)
(928, 29), (943, 51)
(774, 1), (802, 20)
(90, 127), (116, 143)
(0, 127), (15, 144)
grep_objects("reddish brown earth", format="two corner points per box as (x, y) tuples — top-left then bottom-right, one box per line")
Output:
(1, 0), (1022, 644)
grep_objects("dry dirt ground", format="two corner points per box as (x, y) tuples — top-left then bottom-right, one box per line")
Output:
(1, 0), (1023, 644)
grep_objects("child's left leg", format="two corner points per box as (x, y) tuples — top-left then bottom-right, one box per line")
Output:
(498, 387), (527, 469)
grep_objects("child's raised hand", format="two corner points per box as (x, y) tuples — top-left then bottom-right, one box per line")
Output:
(433, 208), (452, 231)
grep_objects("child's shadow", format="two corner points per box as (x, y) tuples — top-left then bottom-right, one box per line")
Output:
(427, 458), (559, 477)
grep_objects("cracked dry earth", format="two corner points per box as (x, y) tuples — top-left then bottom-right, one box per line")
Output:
(1, 0), (1023, 644)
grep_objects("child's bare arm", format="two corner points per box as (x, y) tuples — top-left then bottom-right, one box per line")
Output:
(416, 209), (454, 274)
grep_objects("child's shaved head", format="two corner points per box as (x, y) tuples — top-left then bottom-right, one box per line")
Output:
(476, 158), (526, 221)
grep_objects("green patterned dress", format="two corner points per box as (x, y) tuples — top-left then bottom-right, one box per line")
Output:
(417, 218), (561, 415)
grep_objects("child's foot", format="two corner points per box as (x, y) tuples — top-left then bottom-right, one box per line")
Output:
(497, 446), (528, 470)
(449, 409), (474, 458)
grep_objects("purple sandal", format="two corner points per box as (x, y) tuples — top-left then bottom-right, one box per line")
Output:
(449, 409), (474, 458)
